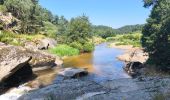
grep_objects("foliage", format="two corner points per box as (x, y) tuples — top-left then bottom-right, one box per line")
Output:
(142, 0), (170, 69)
(92, 24), (143, 39)
(93, 36), (106, 45)
(0, 30), (45, 46)
(66, 16), (92, 44)
(41, 21), (58, 38)
(83, 42), (94, 52)
(3, 0), (55, 34)
(117, 24), (144, 34)
(92, 25), (117, 38)
(107, 32), (142, 47)
(49, 44), (79, 57)
(69, 42), (83, 51)
(56, 16), (69, 43)
(57, 15), (94, 52)
(0, 5), (6, 12)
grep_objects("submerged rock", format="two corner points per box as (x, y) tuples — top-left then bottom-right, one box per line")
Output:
(58, 68), (88, 78)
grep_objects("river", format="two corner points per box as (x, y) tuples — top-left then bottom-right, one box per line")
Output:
(35, 43), (130, 85)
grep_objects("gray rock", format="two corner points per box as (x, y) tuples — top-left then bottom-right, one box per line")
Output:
(124, 61), (143, 77)
(37, 38), (57, 50)
(58, 68), (88, 78)
(18, 77), (170, 100)
(0, 45), (33, 91)
(19, 79), (108, 100)
(0, 50), (32, 83)
(0, 42), (5, 46)
(0, 45), (59, 70)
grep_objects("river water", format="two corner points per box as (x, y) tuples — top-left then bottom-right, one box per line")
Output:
(35, 43), (130, 85)
(63, 43), (130, 82)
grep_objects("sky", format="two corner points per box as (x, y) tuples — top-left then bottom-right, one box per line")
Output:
(39, 0), (151, 28)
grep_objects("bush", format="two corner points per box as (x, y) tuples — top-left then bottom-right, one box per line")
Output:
(83, 42), (94, 52)
(106, 32), (142, 47)
(0, 5), (7, 12)
(49, 44), (79, 57)
(69, 42), (83, 51)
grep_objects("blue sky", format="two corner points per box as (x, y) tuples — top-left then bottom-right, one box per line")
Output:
(39, 0), (151, 28)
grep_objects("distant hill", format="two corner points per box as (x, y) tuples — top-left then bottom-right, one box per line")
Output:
(117, 24), (144, 34)
(92, 24), (144, 38)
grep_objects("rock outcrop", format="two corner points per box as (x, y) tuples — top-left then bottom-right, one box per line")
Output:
(0, 45), (57, 69)
(0, 45), (61, 82)
(18, 79), (108, 100)
(123, 61), (143, 77)
(18, 77), (170, 100)
(24, 38), (57, 50)
(117, 48), (148, 63)
(37, 38), (57, 50)
(0, 45), (33, 93)
(0, 12), (20, 32)
(0, 56), (32, 84)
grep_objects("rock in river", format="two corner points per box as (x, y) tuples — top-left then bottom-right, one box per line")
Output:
(58, 68), (88, 78)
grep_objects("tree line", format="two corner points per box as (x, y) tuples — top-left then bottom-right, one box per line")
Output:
(142, 0), (170, 70)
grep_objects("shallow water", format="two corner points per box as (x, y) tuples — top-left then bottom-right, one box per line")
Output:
(34, 43), (130, 85)
(63, 43), (130, 82)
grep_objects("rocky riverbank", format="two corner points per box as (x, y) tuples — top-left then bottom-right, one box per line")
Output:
(1, 43), (170, 100)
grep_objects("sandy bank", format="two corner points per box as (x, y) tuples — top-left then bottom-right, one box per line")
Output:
(109, 43), (148, 63)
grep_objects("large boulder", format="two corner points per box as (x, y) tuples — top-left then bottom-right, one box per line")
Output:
(0, 57), (32, 83)
(117, 49), (148, 63)
(24, 38), (57, 50)
(0, 45), (33, 92)
(37, 38), (57, 50)
(0, 45), (58, 70)
(124, 61), (143, 77)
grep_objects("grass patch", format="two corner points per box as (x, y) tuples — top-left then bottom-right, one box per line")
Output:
(49, 44), (79, 57)
(106, 32), (142, 47)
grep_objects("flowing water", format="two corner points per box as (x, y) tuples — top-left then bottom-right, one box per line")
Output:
(35, 43), (130, 85)
(63, 43), (130, 82)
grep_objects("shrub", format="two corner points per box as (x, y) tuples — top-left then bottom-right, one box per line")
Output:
(69, 42), (83, 51)
(83, 42), (94, 52)
(49, 44), (79, 57)
(107, 32), (142, 47)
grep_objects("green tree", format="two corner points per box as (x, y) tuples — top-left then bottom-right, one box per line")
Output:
(56, 16), (69, 43)
(4, 0), (34, 33)
(66, 15), (94, 52)
(142, 0), (170, 70)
